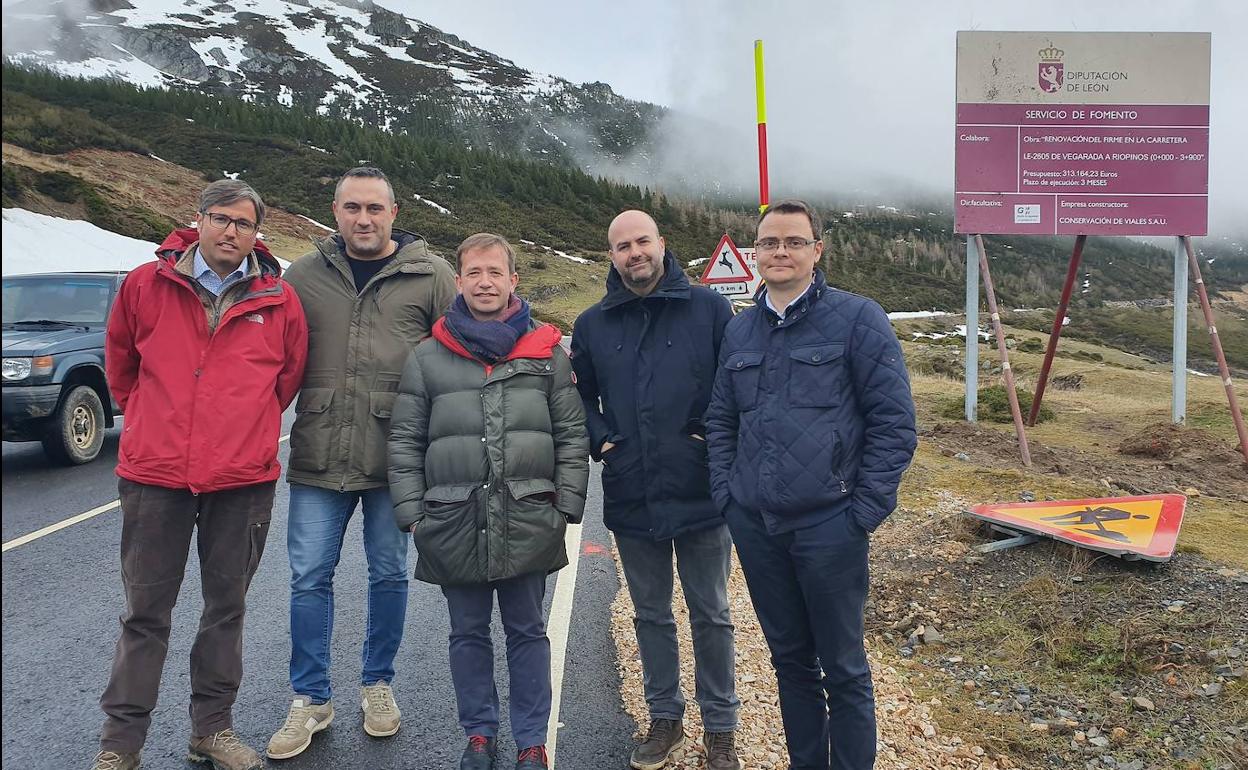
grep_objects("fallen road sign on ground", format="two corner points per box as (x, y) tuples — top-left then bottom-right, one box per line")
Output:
(966, 494), (1185, 561)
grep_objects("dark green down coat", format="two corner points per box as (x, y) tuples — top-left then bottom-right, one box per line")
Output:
(388, 317), (589, 585)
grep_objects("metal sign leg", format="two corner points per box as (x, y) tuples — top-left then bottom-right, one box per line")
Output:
(1173, 237), (1188, 424)
(965, 235), (979, 422)
(1030, 235), (1086, 426)
(1182, 237), (1248, 464)
(975, 235), (1032, 467)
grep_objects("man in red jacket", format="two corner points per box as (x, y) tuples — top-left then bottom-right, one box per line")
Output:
(92, 179), (308, 770)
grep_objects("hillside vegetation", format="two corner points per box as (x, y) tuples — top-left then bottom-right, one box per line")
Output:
(5, 64), (1247, 317)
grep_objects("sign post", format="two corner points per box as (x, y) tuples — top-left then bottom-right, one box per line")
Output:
(754, 39), (769, 214)
(954, 32), (1217, 462)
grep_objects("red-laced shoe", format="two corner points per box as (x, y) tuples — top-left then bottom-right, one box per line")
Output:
(515, 745), (549, 769)
(460, 735), (497, 770)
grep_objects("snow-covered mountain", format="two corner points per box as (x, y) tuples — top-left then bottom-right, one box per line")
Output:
(3, 0), (661, 162)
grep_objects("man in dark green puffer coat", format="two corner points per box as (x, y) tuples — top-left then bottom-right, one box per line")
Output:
(388, 233), (588, 770)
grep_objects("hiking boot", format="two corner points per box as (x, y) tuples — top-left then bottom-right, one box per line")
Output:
(187, 728), (263, 770)
(629, 718), (685, 770)
(703, 731), (742, 770)
(90, 751), (140, 770)
(361, 682), (401, 737)
(266, 697), (334, 759)
(515, 745), (549, 769)
(460, 735), (497, 770)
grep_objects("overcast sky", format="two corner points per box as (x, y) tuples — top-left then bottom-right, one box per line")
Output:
(407, 0), (1247, 232)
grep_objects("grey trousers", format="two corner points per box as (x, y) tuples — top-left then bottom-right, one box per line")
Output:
(614, 523), (741, 732)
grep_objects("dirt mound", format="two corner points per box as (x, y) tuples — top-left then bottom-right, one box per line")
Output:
(1119, 422), (1234, 461)
(924, 420), (1248, 500)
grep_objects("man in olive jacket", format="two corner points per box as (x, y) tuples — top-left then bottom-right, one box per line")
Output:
(389, 233), (588, 770)
(268, 167), (457, 761)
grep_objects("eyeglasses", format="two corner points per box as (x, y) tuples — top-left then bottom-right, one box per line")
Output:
(202, 212), (257, 236)
(754, 237), (818, 253)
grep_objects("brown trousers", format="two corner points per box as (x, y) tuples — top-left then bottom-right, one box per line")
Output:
(99, 478), (274, 752)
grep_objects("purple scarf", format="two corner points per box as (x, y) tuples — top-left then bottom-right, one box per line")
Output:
(443, 294), (532, 364)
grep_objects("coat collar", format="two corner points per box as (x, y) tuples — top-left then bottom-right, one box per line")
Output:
(756, 269), (828, 325)
(601, 250), (691, 310)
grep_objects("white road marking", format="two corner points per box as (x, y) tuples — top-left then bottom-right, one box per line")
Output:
(2, 434), (290, 553)
(546, 520), (585, 768)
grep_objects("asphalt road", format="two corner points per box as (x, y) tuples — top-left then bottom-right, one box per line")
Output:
(1, 412), (637, 769)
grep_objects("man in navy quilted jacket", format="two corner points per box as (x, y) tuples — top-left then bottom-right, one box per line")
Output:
(706, 199), (917, 770)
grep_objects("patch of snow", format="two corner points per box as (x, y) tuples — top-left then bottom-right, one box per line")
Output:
(519, 239), (536, 246)
(688, 257), (709, 267)
(552, 249), (590, 265)
(1187, 368), (1212, 377)
(223, 171), (240, 180)
(188, 35), (247, 74)
(296, 215), (334, 233)
(278, 84), (293, 107)
(12, 49), (170, 90)
(888, 311), (952, 321)
(412, 193), (452, 216)
(148, 153), (169, 163)
(953, 324), (991, 341)
(2, 209), (159, 274)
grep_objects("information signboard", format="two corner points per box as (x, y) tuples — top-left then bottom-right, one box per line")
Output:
(955, 32), (1210, 236)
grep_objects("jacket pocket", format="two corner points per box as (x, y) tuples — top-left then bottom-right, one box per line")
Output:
(723, 351), (765, 410)
(414, 484), (482, 584)
(362, 389), (398, 481)
(505, 478), (566, 577)
(788, 343), (845, 408)
(600, 440), (644, 511)
(288, 387), (335, 473)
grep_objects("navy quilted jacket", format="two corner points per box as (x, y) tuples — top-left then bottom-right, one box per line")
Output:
(572, 252), (734, 540)
(706, 271), (917, 534)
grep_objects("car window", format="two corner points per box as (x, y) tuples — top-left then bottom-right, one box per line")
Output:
(2, 277), (114, 325)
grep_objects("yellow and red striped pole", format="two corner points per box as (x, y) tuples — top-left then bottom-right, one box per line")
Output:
(754, 39), (769, 214)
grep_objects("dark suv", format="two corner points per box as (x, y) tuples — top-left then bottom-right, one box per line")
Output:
(2, 272), (125, 464)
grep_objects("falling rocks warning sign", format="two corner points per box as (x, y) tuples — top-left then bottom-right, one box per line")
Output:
(966, 494), (1185, 561)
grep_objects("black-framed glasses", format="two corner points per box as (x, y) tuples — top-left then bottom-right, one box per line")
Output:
(754, 237), (818, 253)
(203, 212), (257, 236)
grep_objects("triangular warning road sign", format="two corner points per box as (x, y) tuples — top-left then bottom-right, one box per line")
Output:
(700, 234), (754, 284)
(967, 494), (1185, 561)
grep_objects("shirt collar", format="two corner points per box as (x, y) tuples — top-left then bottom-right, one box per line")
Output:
(193, 247), (248, 283)
(764, 286), (807, 319)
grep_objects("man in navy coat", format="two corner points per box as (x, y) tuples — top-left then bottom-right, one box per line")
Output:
(707, 199), (917, 770)
(572, 210), (741, 770)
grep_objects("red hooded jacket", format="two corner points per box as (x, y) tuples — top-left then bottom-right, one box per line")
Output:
(105, 229), (308, 493)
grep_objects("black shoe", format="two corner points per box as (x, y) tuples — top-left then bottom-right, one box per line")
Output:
(460, 735), (497, 770)
(703, 731), (742, 770)
(515, 745), (549, 769)
(629, 718), (684, 770)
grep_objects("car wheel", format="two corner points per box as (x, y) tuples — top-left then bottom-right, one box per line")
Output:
(41, 385), (105, 465)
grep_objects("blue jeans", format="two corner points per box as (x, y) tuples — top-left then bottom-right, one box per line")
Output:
(287, 484), (409, 703)
(725, 501), (874, 770)
(614, 523), (740, 733)
(442, 572), (551, 749)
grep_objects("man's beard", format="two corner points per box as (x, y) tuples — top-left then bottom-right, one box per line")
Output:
(622, 258), (661, 289)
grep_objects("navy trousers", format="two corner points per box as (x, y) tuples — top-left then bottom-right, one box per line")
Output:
(725, 502), (875, 770)
(441, 571), (551, 749)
